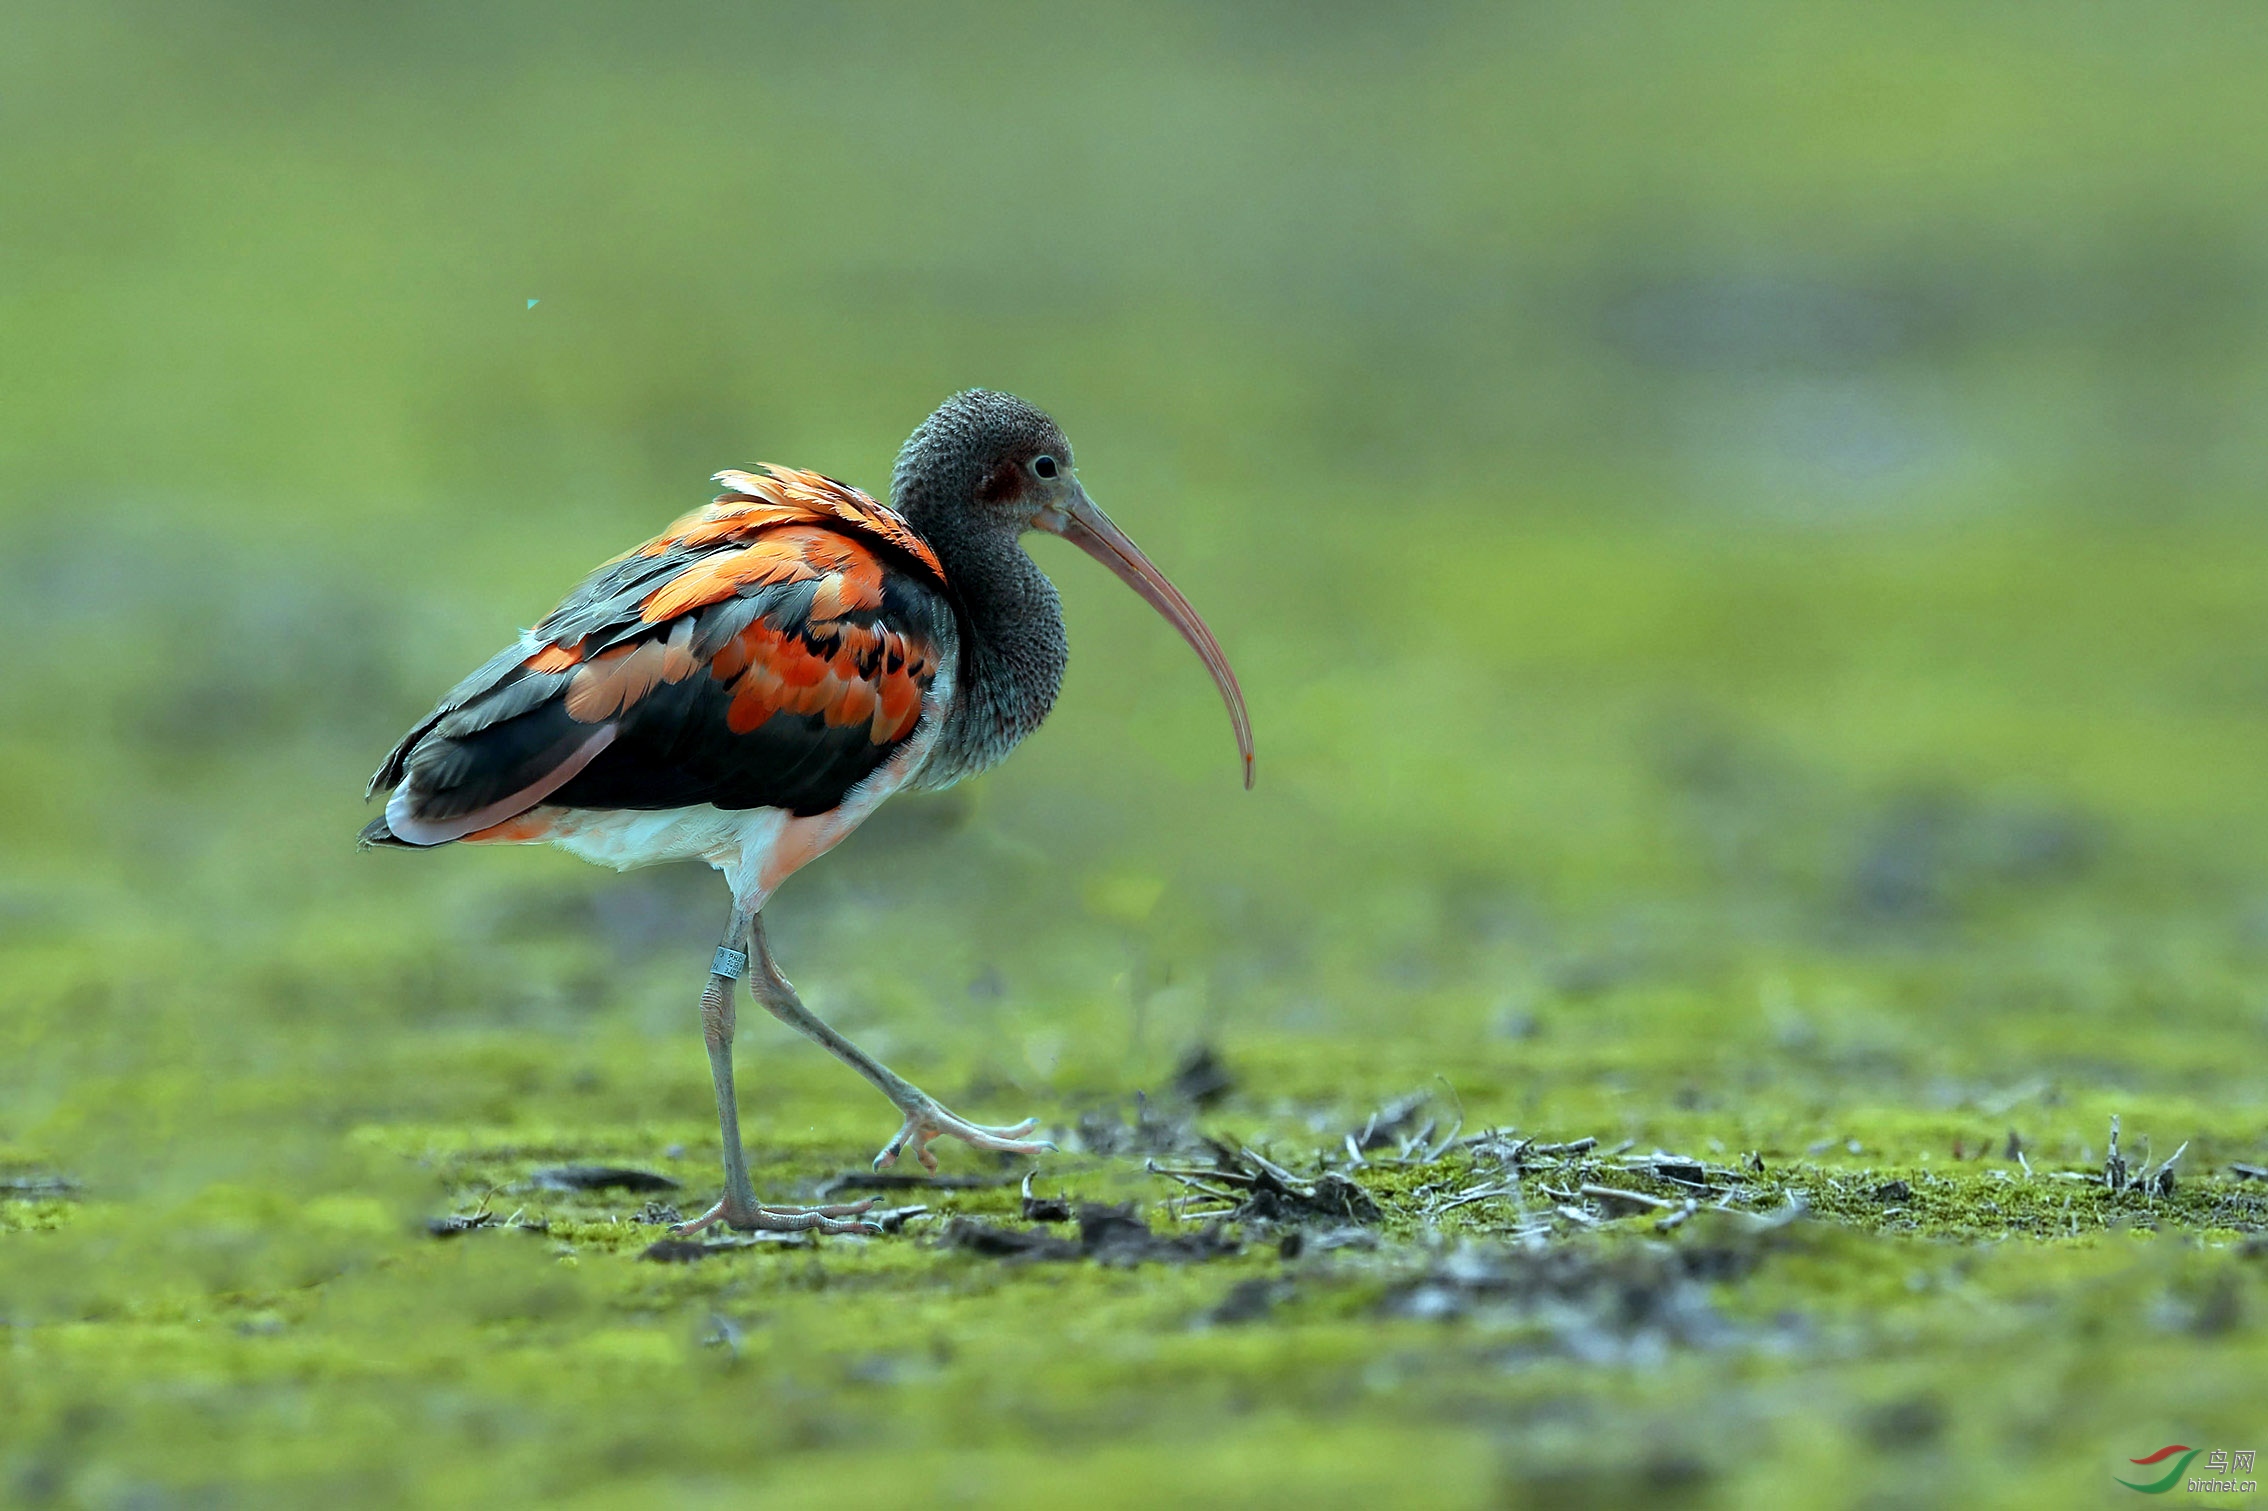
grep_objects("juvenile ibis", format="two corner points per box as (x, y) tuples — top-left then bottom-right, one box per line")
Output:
(364, 391), (1254, 1235)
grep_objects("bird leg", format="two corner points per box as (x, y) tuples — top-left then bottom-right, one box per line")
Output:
(744, 913), (1056, 1173)
(672, 908), (883, 1238)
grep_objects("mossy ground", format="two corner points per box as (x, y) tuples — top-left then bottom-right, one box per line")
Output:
(11, 652), (2268, 1511)
(10, 4), (2268, 1507)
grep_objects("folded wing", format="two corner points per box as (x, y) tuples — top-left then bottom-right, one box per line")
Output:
(365, 468), (954, 847)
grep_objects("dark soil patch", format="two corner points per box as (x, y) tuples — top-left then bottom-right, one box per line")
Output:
(529, 1165), (680, 1193)
(941, 1202), (1239, 1266)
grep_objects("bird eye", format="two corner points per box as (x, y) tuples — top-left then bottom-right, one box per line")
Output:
(1031, 455), (1059, 479)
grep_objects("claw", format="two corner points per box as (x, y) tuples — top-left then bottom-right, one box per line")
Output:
(871, 1099), (1056, 1173)
(670, 1194), (883, 1237)
(760, 1199), (878, 1219)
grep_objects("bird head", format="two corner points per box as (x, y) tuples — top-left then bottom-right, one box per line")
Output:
(893, 389), (1255, 788)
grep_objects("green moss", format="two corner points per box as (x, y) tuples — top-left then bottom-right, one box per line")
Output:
(14, 3), (2268, 1505)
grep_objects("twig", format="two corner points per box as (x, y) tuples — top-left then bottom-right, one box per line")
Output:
(1433, 1182), (1520, 1215)
(1580, 1183), (1678, 1216)
(1430, 1075), (1467, 1160)
(2143, 1140), (2188, 1198)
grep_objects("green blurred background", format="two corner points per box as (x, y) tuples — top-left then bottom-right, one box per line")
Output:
(6, 3), (2268, 1506)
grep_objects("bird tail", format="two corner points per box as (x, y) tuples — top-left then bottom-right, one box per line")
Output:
(357, 813), (420, 849)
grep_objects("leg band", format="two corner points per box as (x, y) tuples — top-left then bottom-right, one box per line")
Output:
(712, 946), (750, 980)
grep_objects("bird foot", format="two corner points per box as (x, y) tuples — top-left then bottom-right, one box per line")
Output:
(873, 1098), (1056, 1172)
(670, 1195), (882, 1238)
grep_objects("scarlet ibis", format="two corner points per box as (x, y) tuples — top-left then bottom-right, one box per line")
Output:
(364, 391), (1254, 1236)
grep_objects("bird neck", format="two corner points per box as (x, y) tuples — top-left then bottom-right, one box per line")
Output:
(917, 523), (1068, 787)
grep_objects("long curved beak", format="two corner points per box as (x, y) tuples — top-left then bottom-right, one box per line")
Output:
(1036, 486), (1255, 789)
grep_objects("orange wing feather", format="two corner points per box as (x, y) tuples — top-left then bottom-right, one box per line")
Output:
(638, 466), (943, 578)
(548, 511), (940, 749)
(368, 465), (952, 838)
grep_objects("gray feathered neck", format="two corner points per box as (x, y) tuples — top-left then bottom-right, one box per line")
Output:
(892, 391), (1071, 788)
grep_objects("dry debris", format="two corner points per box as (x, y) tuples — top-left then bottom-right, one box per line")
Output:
(1344, 1092), (1462, 1164)
(1150, 1141), (1382, 1227)
(427, 1206), (549, 1239)
(1580, 1183), (1684, 1218)
(940, 1202), (1239, 1267)
(1020, 1171), (1072, 1223)
(1401, 1126), (1763, 1238)
(2103, 1114), (2185, 1198)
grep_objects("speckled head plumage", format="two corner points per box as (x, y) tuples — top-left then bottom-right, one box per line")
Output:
(888, 388), (1254, 791)
(890, 388), (1075, 545)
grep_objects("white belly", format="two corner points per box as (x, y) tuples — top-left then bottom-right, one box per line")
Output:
(486, 666), (954, 909)
(543, 803), (789, 875)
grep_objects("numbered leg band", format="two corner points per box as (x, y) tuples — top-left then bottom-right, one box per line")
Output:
(712, 947), (750, 980)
